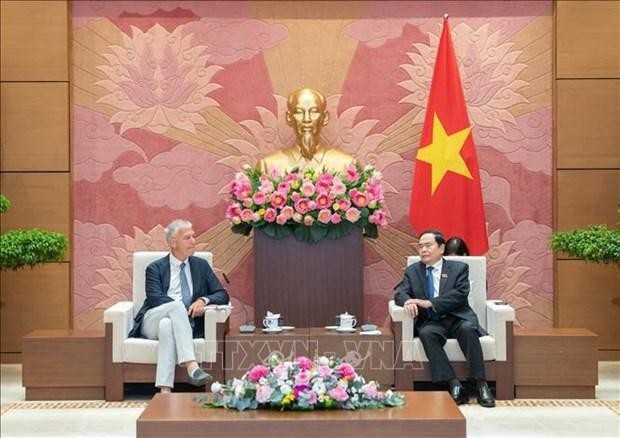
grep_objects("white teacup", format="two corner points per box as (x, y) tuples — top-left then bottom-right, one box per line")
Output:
(263, 313), (280, 329)
(337, 312), (357, 330)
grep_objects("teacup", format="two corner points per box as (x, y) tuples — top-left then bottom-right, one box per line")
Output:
(337, 312), (357, 330)
(263, 313), (280, 329)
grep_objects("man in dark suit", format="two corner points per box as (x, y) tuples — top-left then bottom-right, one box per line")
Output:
(394, 229), (495, 407)
(128, 219), (229, 393)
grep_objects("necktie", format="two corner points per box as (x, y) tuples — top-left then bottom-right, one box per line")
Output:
(426, 266), (438, 320)
(180, 262), (192, 308)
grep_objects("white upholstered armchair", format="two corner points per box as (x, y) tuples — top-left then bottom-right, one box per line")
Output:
(389, 256), (516, 399)
(103, 251), (231, 401)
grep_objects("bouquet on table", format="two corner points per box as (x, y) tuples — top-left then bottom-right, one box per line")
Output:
(202, 355), (405, 411)
(225, 163), (388, 243)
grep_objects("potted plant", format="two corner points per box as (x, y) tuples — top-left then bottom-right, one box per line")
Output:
(0, 194), (68, 270)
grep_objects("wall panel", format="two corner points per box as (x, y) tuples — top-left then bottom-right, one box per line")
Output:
(556, 0), (620, 78)
(0, 83), (69, 171)
(557, 79), (620, 169)
(0, 0), (68, 81)
(556, 260), (620, 350)
(556, 170), (620, 231)
(0, 263), (70, 352)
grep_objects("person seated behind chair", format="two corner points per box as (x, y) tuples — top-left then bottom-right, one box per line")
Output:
(128, 219), (230, 393)
(445, 236), (470, 256)
(257, 88), (357, 175)
(393, 229), (495, 407)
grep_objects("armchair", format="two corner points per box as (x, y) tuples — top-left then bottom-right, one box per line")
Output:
(103, 251), (231, 401)
(389, 256), (515, 399)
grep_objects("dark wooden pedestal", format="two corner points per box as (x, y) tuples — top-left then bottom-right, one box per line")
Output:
(514, 328), (598, 398)
(253, 229), (363, 328)
(137, 392), (465, 438)
(22, 330), (104, 400)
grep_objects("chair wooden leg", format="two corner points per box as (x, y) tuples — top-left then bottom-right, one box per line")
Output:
(105, 323), (124, 401)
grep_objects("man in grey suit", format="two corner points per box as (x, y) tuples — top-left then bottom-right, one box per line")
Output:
(394, 229), (495, 407)
(128, 219), (230, 393)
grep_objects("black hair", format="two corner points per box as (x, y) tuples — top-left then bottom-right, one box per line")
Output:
(445, 236), (470, 256)
(418, 229), (446, 246)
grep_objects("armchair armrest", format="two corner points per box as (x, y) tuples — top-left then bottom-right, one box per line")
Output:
(389, 300), (415, 362)
(103, 301), (134, 363)
(485, 300), (515, 361)
(203, 305), (232, 363)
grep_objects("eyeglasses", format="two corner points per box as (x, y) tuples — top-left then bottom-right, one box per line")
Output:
(416, 243), (437, 250)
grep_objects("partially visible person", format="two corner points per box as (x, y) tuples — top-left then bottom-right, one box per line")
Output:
(128, 219), (230, 393)
(445, 236), (470, 256)
(394, 230), (495, 407)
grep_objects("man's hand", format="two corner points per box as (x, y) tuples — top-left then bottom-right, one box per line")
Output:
(403, 298), (433, 317)
(188, 300), (207, 318)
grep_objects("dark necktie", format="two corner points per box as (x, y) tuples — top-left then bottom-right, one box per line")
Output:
(180, 262), (192, 309)
(426, 266), (438, 320)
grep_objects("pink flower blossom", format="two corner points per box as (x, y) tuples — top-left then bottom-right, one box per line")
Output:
(307, 200), (317, 210)
(226, 202), (242, 219)
(318, 365), (333, 377)
(285, 172), (299, 183)
(256, 385), (274, 403)
(247, 365), (270, 383)
(316, 173), (333, 193)
(315, 193), (332, 209)
(295, 370), (311, 386)
(296, 356), (313, 371)
(369, 210), (388, 228)
(337, 362), (357, 380)
(293, 213), (303, 223)
(331, 214), (342, 224)
(362, 382), (379, 399)
(336, 198), (351, 211)
(240, 209), (255, 222)
(350, 188), (370, 208)
(253, 191), (267, 205)
(301, 181), (316, 197)
(328, 383), (349, 402)
(264, 208), (277, 223)
(317, 209), (332, 224)
(242, 198), (253, 208)
(277, 182), (290, 195)
(276, 214), (288, 225)
(291, 192), (301, 202)
(367, 178), (384, 200)
(259, 176), (274, 193)
(270, 193), (286, 209)
(330, 177), (346, 196)
(294, 198), (310, 214)
(345, 164), (360, 183)
(273, 363), (288, 379)
(281, 206), (294, 219)
(345, 207), (361, 223)
(304, 215), (314, 226)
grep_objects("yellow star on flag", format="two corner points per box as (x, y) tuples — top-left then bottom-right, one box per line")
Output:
(416, 113), (473, 194)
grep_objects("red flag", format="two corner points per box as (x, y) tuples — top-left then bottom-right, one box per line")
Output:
(408, 18), (489, 255)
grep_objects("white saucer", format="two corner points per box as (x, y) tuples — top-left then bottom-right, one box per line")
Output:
(281, 326), (295, 330)
(324, 325), (339, 330)
(262, 327), (283, 333)
(335, 327), (357, 333)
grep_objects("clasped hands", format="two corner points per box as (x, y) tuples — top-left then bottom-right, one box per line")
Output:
(187, 299), (209, 318)
(403, 298), (433, 318)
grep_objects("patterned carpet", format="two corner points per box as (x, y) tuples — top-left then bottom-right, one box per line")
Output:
(1, 399), (618, 415)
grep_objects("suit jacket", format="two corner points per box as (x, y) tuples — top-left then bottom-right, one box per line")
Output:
(128, 254), (230, 339)
(393, 259), (486, 335)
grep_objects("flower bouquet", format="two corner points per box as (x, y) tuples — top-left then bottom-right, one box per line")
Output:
(225, 164), (388, 243)
(201, 355), (405, 411)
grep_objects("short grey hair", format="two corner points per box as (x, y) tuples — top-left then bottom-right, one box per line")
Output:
(165, 219), (193, 241)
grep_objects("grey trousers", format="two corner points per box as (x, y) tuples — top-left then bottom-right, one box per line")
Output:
(141, 300), (196, 388)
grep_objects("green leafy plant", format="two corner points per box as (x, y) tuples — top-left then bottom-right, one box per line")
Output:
(550, 225), (620, 265)
(0, 195), (68, 270)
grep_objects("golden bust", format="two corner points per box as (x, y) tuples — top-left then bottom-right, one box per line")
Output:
(257, 88), (357, 175)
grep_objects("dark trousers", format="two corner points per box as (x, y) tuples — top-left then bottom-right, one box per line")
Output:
(417, 315), (485, 383)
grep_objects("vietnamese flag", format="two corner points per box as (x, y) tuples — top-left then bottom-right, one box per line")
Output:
(409, 17), (489, 255)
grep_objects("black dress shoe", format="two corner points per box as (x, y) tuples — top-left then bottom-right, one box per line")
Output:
(449, 383), (469, 405)
(476, 382), (496, 408)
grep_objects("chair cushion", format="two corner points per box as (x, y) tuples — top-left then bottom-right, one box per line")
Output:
(123, 338), (207, 363)
(412, 336), (496, 362)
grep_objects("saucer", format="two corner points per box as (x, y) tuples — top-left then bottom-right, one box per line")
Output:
(280, 326), (295, 330)
(336, 327), (357, 333)
(262, 327), (283, 333)
(324, 325), (339, 330)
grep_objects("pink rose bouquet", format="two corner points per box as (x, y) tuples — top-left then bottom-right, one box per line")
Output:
(225, 164), (389, 243)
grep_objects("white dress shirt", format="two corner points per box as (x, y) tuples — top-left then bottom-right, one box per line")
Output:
(424, 258), (443, 298)
(167, 254), (194, 302)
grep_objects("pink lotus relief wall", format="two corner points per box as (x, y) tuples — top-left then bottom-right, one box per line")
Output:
(72, 1), (552, 330)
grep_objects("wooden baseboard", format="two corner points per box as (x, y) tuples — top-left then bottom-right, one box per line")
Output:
(598, 350), (620, 361)
(516, 385), (595, 399)
(1, 353), (22, 364)
(26, 387), (104, 400)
